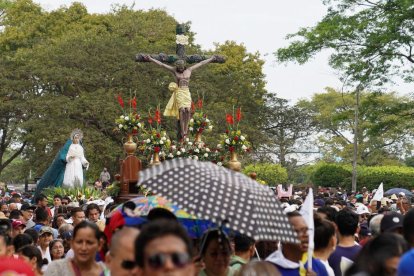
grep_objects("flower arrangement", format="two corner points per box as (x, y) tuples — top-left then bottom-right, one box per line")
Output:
(189, 99), (213, 136)
(142, 108), (171, 154)
(164, 138), (223, 164)
(220, 107), (251, 153)
(114, 95), (143, 135)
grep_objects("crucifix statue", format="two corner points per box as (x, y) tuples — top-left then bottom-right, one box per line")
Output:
(136, 24), (225, 140)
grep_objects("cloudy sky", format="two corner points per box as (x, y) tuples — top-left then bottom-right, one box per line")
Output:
(35, 0), (411, 102)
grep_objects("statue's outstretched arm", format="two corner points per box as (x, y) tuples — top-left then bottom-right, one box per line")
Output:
(147, 56), (175, 73)
(188, 56), (215, 72)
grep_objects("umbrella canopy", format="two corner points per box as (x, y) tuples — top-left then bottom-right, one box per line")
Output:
(138, 159), (299, 243)
(109, 195), (194, 219)
(384, 188), (413, 197)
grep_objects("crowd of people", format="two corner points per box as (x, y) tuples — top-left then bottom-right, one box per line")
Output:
(0, 186), (411, 276)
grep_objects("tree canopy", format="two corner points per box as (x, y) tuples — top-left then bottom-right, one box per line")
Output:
(276, 0), (414, 86)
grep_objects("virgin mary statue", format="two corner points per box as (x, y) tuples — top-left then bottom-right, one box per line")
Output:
(35, 129), (89, 197)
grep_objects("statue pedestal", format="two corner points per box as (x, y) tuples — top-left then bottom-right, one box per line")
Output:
(115, 155), (142, 203)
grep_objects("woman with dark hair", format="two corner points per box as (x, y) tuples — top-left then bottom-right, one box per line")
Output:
(345, 232), (408, 276)
(52, 214), (67, 229)
(45, 221), (106, 276)
(49, 239), (65, 260)
(313, 216), (336, 276)
(198, 229), (238, 276)
(18, 245), (47, 276)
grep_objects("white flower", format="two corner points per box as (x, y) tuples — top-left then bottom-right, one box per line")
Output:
(240, 136), (245, 141)
(205, 148), (210, 152)
(204, 153), (208, 157)
(181, 148), (186, 153)
(225, 139), (230, 144)
(194, 156), (199, 160)
(188, 142), (193, 146)
(205, 118), (210, 123)
(217, 144), (222, 149)
(208, 125), (213, 130)
(217, 162), (223, 166)
(137, 123), (142, 128)
(118, 124), (123, 129)
(146, 139), (151, 143)
(168, 153), (174, 158)
(160, 140), (164, 145)
(185, 137), (189, 142)
(198, 144), (203, 149)
(176, 34), (189, 45)
(194, 148), (200, 153)
(189, 127), (194, 131)
(190, 118), (194, 123)
(162, 136), (167, 141)
(125, 116), (129, 121)
(120, 115), (125, 119)
(242, 145), (247, 150)
(171, 145), (176, 150)
(177, 151), (181, 156)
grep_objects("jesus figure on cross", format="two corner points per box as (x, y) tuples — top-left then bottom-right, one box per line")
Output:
(143, 55), (217, 140)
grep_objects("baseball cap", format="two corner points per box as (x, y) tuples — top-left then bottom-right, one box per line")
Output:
(314, 199), (325, 207)
(356, 204), (370, 215)
(20, 203), (36, 211)
(380, 212), (404, 233)
(39, 226), (54, 236)
(11, 220), (26, 229)
(62, 230), (73, 240)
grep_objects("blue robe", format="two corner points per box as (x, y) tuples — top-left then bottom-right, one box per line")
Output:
(34, 139), (72, 197)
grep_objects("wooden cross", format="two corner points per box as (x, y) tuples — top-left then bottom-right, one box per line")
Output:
(136, 23), (225, 65)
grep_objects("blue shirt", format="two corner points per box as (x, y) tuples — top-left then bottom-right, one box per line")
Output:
(328, 244), (361, 276)
(398, 249), (414, 276)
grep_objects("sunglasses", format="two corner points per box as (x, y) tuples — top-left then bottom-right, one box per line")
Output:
(146, 252), (190, 270)
(121, 260), (136, 270)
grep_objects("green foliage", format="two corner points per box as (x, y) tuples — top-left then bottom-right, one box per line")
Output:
(42, 185), (105, 205)
(298, 88), (414, 165)
(276, 0), (414, 86)
(311, 163), (352, 189)
(243, 163), (288, 186)
(309, 162), (414, 191)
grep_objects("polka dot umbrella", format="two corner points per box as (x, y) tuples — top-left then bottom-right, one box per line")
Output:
(138, 158), (299, 243)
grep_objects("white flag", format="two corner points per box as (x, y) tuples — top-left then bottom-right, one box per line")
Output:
(373, 183), (384, 201)
(300, 188), (314, 270)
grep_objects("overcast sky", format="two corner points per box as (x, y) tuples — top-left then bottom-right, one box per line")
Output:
(35, 0), (412, 102)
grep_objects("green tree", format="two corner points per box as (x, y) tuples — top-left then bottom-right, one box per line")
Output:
(260, 94), (316, 167)
(276, 0), (414, 86)
(299, 88), (414, 165)
(243, 163), (288, 186)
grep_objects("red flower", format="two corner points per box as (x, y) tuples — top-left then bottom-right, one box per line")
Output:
(197, 99), (203, 109)
(226, 114), (234, 125)
(191, 102), (195, 113)
(236, 107), (242, 122)
(130, 97), (137, 110)
(229, 146), (235, 152)
(234, 136), (239, 141)
(155, 109), (161, 124)
(148, 117), (153, 124)
(135, 114), (140, 119)
(132, 129), (138, 135)
(225, 130), (229, 134)
(156, 133), (161, 138)
(154, 146), (160, 153)
(117, 94), (124, 108)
